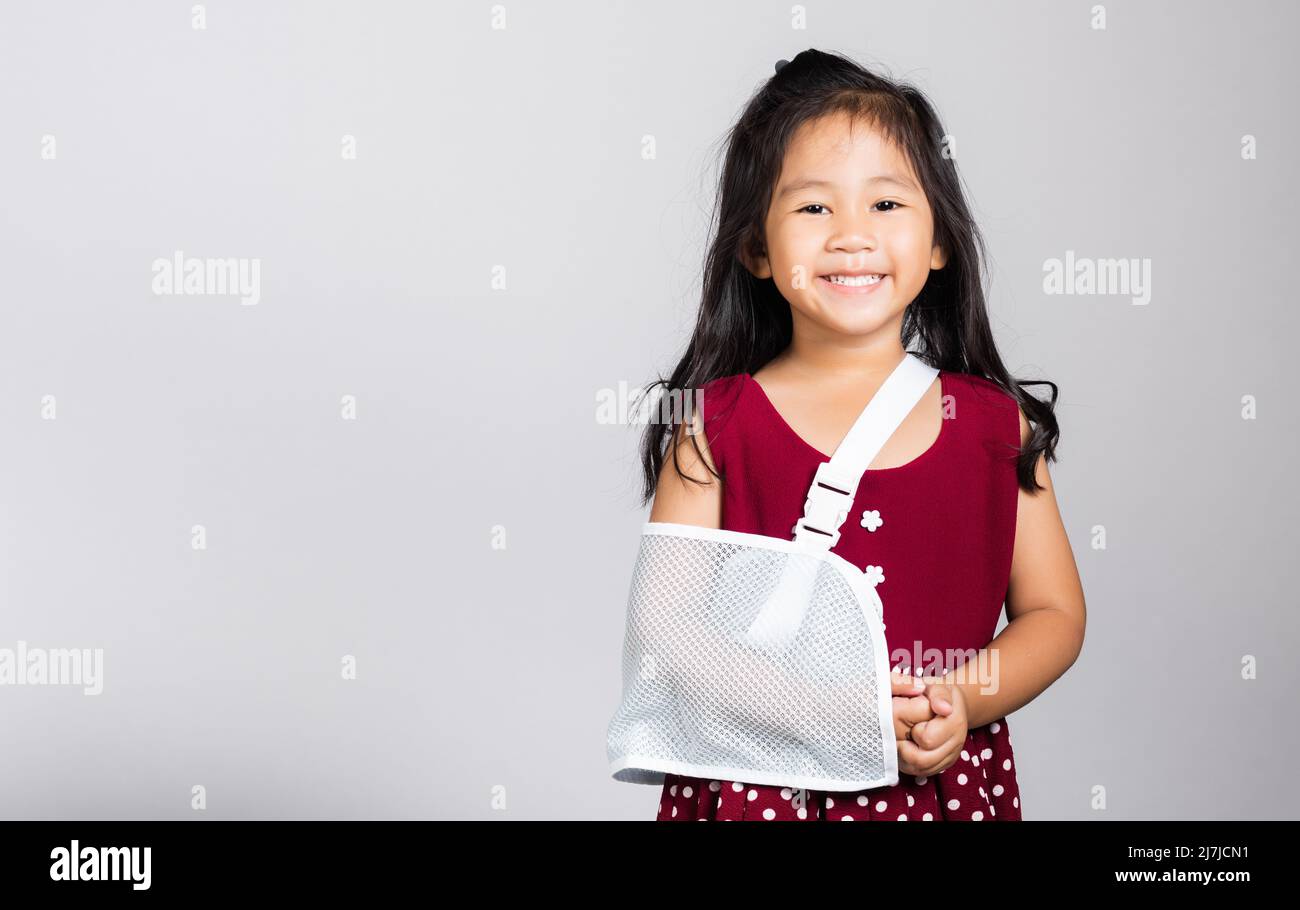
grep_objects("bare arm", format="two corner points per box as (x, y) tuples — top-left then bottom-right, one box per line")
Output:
(647, 408), (723, 529)
(940, 406), (1087, 729)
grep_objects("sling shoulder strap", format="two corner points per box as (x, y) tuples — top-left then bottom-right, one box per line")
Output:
(791, 352), (940, 551)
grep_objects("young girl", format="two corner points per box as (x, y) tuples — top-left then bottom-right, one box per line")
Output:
(638, 50), (1086, 821)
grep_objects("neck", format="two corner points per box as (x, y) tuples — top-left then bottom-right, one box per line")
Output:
(775, 312), (908, 384)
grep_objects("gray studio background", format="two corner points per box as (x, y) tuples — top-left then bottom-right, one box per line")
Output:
(1, 1), (1295, 820)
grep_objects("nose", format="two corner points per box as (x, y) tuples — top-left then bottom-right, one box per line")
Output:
(827, 210), (877, 255)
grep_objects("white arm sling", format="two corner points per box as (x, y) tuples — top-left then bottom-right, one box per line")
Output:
(606, 352), (938, 792)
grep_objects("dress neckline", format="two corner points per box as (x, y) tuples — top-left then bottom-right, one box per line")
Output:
(742, 370), (951, 472)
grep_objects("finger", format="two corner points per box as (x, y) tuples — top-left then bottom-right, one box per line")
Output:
(908, 715), (955, 751)
(892, 703), (915, 741)
(897, 693), (936, 725)
(890, 672), (927, 697)
(921, 681), (954, 714)
(895, 741), (920, 777)
(892, 693), (937, 739)
(897, 734), (963, 777)
(896, 738), (933, 776)
(922, 751), (960, 777)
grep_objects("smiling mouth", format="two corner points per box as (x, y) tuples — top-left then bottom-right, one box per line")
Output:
(821, 273), (885, 287)
(817, 273), (888, 295)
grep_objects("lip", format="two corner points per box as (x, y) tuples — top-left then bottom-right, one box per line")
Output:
(822, 268), (884, 277)
(817, 274), (888, 296)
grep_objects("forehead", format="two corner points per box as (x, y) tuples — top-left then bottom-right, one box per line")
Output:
(779, 112), (918, 186)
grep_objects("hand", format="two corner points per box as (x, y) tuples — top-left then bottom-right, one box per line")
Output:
(898, 676), (969, 778)
(889, 671), (934, 752)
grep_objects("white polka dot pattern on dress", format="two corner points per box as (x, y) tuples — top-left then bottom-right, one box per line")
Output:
(653, 720), (1023, 821)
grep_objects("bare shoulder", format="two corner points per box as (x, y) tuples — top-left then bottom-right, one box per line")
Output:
(1017, 403), (1033, 449)
(647, 406), (723, 528)
(1013, 400), (1054, 494)
(670, 406), (719, 481)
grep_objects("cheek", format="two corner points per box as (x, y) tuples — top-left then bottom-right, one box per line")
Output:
(885, 224), (937, 275)
(768, 225), (823, 285)
(884, 221), (926, 254)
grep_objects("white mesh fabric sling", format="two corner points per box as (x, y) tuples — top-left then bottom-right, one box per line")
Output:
(606, 351), (940, 792)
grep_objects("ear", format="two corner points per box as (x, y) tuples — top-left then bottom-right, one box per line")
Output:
(739, 232), (773, 279)
(930, 242), (948, 270)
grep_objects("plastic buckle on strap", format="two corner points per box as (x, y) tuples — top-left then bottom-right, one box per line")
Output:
(792, 461), (857, 548)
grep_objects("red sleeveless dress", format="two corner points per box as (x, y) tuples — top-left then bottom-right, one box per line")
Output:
(656, 368), (1024, 821)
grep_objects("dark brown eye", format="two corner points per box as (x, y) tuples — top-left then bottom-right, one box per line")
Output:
(799, 204), (828, 215)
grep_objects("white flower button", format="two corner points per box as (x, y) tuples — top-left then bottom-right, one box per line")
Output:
(860, 509), (883, 532)
(863, 564), (885, 586)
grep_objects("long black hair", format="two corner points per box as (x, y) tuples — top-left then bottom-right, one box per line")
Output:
(638, 48), (1059, 506)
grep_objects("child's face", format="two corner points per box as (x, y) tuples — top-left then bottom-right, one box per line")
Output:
(741, 111), (946, 340)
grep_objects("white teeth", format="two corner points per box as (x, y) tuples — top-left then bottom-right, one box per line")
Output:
(825, 274), (884, 286)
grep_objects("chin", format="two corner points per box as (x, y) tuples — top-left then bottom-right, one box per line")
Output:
(801, 297), (904, 336)
(810, 312), (898, 338)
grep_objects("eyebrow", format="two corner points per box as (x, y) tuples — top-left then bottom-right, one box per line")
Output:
(776, 174), (918, 199)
